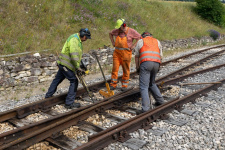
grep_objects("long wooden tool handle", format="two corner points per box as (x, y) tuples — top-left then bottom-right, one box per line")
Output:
(94, 53), (107, 82)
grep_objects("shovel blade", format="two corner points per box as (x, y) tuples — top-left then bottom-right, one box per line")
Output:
(99, 90), (114, 98)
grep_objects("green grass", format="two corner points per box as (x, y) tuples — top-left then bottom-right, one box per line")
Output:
(1, 0), (225, 55)
(41, 88), (46, 92)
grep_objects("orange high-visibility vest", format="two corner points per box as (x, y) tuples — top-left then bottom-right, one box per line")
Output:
(139, 36), (161, 64)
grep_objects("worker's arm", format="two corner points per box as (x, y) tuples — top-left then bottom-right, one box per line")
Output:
(130, 29), (141, 50)
(135, 56), (140, 72)
(157, 40), (163, 61)
(134, 39), (143, 73)
(131, 38), (140, 50)
(109, 32), (115, 47)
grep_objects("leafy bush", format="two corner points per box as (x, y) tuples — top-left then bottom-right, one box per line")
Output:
(195, 0), (225, 27)
(208, 29), (220, 40)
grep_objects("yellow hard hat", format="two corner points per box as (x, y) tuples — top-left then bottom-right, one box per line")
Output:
(115, 18), (125, 29)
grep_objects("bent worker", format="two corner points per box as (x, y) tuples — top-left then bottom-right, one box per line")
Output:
(109, 18), (141, 91)
(134, 32), (165, 113)
(45, 28), (91, 109)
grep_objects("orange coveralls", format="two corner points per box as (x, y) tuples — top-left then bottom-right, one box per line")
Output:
(110, 28), (132, 88)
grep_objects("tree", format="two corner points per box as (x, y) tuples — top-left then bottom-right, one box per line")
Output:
(195, 0), (225, 27)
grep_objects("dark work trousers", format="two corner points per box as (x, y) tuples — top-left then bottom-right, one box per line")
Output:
(45, 64), (78, 105)
(139, 61), (164, 111)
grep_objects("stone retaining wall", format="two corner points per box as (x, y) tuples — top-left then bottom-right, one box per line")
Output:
(0, 35), (223, 90)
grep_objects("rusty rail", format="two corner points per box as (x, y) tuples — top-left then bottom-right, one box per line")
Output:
(76, 78), (225, 150)
(0, 88), (137, 150)
(0, 46), (225, 149)
(160, 63), (225, 86)
(1, 46), (224, 122)
(156, 49), (225, 83)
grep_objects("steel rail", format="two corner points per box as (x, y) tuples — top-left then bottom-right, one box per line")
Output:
(161, 63), (225, 86)
(4, 69), (225, 149)
(76, 78), (225, 150)
(2, 61), (223, 146)
(87, 63), (225, 143)
(161, 44), (225, 66)
(0, 45), (223, 122)
(0, 45), (224, 149)
(0, 87), (134, 148)
(0, 88), (137, 150)
(156, 49), (225, 83)
(1, 50), (225, 149)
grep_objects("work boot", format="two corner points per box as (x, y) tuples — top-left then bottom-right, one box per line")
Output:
(154, 102), (164, 107)
(65, 102), (81, 109)
(110, 86), (116, 90)
(136, 109), (145, 115)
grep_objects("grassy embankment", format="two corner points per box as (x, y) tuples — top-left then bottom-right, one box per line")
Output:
(1, 0), (225, 56)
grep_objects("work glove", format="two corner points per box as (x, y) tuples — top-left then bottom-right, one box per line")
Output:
(76, 68), (85, 76)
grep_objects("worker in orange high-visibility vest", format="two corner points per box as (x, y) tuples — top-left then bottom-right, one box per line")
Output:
(134, 32), (165, 114)
(109, 18), (141, 91)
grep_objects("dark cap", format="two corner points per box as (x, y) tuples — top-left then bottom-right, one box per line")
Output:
(79, 28), (91, 39)
(141, 32), (152, 38)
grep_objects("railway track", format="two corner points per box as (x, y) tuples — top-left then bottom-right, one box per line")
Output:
(0, 44), (225, 149)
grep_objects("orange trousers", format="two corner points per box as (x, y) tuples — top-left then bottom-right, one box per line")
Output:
(110, 50), (132, 88)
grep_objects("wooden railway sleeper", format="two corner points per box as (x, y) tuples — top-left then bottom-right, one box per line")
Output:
(32, 105), (39, 112)
(16, 109), (25, 119)
(17, 103), (50, 119)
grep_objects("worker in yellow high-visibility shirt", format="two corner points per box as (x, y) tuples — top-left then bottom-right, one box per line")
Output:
(45, 28), (91, 109)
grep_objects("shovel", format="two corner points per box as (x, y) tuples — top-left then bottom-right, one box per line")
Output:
(94, 53), (114, 98)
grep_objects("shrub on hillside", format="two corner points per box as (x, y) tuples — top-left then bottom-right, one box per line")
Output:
(208, 29), (221, 40)
(195, 0), (225, 27)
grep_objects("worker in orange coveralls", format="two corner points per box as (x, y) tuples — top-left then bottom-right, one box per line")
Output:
(109, 18), (141, 91)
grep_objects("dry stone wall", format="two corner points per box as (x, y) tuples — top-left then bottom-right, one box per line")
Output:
(0, 36), (223, 90)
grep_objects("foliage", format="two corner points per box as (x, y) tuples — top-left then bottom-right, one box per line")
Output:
(1, 0), (225, 55)
(195, 0), (225, 27)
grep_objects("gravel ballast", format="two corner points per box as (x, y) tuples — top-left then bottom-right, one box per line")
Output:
(0, 45), (224, 150)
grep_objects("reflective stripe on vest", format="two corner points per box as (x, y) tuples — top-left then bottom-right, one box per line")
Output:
(139, 37), (161, 64)
(115, 47), (130, 50)
(58, 53), (74, 70)
(140, 51), (160, 56)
